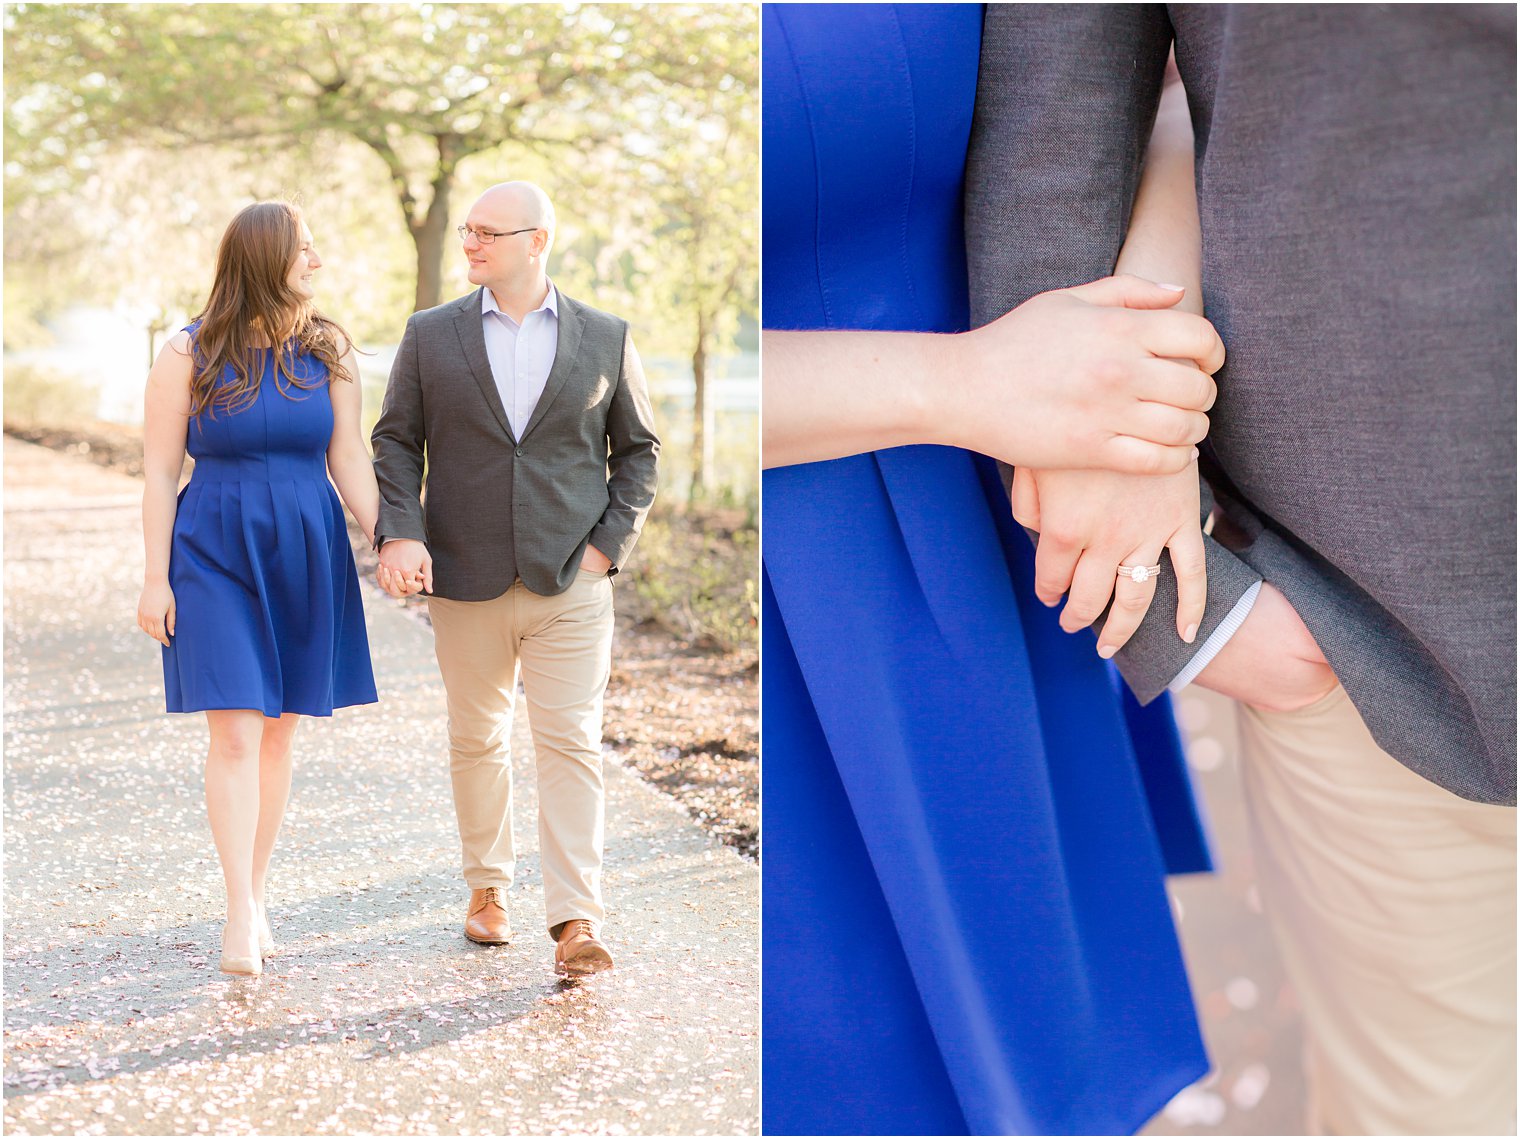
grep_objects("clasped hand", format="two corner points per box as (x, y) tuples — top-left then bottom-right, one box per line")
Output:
(1012, 465), (1336, 711)
(973, 275), (1221, 655)
(1001, 285), (1337, 710)
(376, 539), (432, 599)
(957, 275), (1223, 476)
(1011, 462), (1204, 656)
(375, 541), (612, 598)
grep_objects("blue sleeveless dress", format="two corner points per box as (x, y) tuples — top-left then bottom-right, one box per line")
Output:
(762, 6), (1211, 1135)
(163, 334), (377, 718)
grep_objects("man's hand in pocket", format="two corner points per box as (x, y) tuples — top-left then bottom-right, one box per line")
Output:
(1194, 582), (1337, 712)
(580, 545), (613, 574)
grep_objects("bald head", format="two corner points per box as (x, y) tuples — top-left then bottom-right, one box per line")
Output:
(474, 181), (556, 252)
(462, 181), (558, 311)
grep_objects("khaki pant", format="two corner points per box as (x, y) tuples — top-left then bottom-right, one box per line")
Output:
(428, 569), (615, 935)
(1238, 685), (1516, 1135)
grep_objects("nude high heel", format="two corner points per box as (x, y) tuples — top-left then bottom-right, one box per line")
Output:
(220, 925), (263, 976)
(257, 902), (278, 959)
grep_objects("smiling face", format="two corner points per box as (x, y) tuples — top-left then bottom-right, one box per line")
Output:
(462, 183), (552, 295)
(286, 223), (321, 300)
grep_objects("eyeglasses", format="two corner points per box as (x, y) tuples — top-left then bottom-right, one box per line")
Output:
(457, 225), (538, 245)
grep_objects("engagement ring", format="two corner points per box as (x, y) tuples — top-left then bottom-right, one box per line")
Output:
(1117, 564), (1161, 583)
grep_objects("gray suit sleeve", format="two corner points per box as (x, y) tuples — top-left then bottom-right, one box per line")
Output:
(370, 316), (429, 548)
(588, 325), (660, 572)
(966, 3), (1171, 315)
(965, 3), (1259, 703)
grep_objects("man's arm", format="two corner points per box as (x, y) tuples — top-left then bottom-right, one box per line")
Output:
(370, 316), (433, 595)
(966, 4), (1172, 313)
(587, 325), (659, 572)
(966, 4), (1260, 700)
(371, 317), (427, 545)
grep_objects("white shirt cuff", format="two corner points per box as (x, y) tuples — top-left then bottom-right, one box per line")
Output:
(1166, 580), (1262, 693)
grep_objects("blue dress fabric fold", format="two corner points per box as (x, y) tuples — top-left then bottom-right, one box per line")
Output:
(762, 5), (1210, 1135)
(163, 331), (377, 718)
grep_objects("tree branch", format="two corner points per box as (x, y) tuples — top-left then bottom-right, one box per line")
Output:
(356, 132), (422, 232)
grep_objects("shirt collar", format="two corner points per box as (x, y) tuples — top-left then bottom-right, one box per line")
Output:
(481, 281), (559, 322)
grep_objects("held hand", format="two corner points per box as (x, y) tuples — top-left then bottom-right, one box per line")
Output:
(378, 539), (433, 598)
(579, 545), (613, 575)
(136, 579), (176, 647)
(1192, 583), (1337, 712)
(956, 275), (1222, 476)
(1011, 462), (1206, 656)
(376, 564), (415, 599)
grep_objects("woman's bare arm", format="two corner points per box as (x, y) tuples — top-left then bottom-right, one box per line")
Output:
(136, 332), (193, 647)
(762, 272), (1221, 474)
(325, 348), (380, 546)
(1115, 60), (1202, 316)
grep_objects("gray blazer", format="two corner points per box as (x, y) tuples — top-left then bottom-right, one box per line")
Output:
(965, 5), (1516, 805)
(371, 287), (659, 600)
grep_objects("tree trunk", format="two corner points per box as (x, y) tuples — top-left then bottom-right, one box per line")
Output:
(408, 134), (463, 313)
(147, 312), (171, 368)
(690, 308), (712, 504)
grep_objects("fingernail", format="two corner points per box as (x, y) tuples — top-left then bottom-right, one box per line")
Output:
(1158, 282), (1185, 291)
(1191, 447), (1200, 460)
(1183, 623), (1198, 644)
(1041, 596), (1059, 608)
(1097, 645), (1117, 659)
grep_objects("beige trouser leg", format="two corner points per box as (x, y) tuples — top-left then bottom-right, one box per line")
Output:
(515, 570), (614, 937)
(429, 591), (519, 892)
(429, 569), (615, 935)
(1237, 685), (1516, 1136)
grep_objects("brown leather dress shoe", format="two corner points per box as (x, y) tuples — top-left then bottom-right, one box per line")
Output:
(464, 886), (512, 944)
(554, 919), (613, 976)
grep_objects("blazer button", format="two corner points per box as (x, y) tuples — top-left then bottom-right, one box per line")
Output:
(515, 447), (524, 457)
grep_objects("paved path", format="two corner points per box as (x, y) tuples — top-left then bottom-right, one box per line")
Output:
(1144, 689), (1305, 1136)
(2, 439), (759, 1136)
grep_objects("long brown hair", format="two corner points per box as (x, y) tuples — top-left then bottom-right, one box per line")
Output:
(188, 201), (356, 418)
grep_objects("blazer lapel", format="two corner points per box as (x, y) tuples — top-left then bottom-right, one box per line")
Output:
(520, 295), (584, 442)
(452, 289), (515, 442)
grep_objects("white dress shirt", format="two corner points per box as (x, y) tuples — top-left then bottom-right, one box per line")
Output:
(481, 282), (559, 439)
(1167, 580), (1260, 692)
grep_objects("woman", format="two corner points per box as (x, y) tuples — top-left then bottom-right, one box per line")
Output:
(763, 6), (1217, 1134)
(135, 202), (379, 977)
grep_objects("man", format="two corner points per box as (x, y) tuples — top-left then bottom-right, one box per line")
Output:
(371, 181), (659, 976)
(965, 6), (1515, 1134)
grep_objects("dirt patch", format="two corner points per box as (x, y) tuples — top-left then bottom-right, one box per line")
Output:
(5, 420), (150, 477)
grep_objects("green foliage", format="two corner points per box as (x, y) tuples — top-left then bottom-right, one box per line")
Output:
(623, 510), (758, 655)
(3, 363), (100, 424)
(4, 2), (757, 309)
(4, 2), (758, 502)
